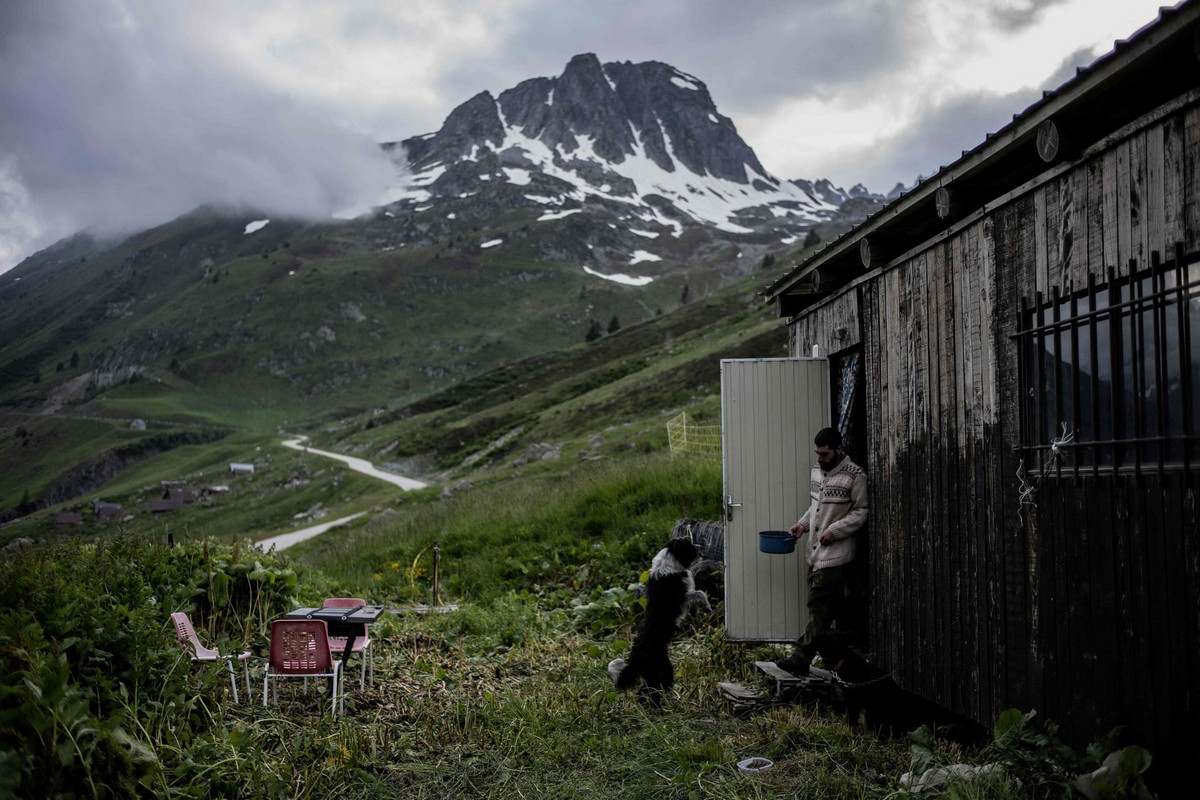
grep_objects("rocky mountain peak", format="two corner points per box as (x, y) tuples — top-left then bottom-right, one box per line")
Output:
(559, 52), (610, 94)
(533, 53), (634, 165)
(403, 90), (504, 168)
(382, 54), (881, 245)
(403, 54), (771, 186)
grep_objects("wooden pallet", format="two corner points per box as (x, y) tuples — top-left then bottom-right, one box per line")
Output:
(718, 681), (768, 715)
(753, 661), (840, 699)
(753, 660), (805, 696)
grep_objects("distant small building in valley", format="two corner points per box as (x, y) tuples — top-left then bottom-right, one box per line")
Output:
(93, 501), (123, 520)
(149, 496), (182, 514)
(167, 488), (195, 504)
(149, 487), (195, 513)
(229, 463), (255, 476)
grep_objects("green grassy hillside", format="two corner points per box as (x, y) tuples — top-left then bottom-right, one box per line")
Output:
(0, 201), (774, 424)
(311, 270), (785, 480)
(0, 258), (789, 539)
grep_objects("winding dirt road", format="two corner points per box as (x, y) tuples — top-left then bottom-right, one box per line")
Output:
(256, 435), (427, 551)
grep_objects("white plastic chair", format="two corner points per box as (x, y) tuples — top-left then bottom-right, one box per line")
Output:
(322, 597), (374, 690)
(263, 619), (342, 715)
(170, 611), (252, 704)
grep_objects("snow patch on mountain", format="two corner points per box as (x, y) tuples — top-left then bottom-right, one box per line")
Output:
(503, 168), (532, 185)
(538, 208), (582, 221)
(601, 65), (619, 93)
(583, 265), (653, 286)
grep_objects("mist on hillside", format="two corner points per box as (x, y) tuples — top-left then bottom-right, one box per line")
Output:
(0, 0), (398, 274)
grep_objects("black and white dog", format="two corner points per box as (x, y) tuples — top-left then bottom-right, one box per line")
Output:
(607, 538), (712, 705)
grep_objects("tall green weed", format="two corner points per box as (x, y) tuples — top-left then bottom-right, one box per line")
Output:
(0, 532), (310, 798)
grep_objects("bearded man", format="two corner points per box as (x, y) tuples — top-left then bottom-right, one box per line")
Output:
(775, 426), (868, 677)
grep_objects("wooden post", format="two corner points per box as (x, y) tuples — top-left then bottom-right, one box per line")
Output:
(432, 543), (441, 607)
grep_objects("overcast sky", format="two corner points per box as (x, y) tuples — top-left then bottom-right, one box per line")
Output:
(0, 0), (1172, 274)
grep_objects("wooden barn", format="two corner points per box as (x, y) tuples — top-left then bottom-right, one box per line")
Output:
(763, 2), (1199, 774)
(148, 496), (182, 514)
(93, 501), (124, 521)
(149, 487), (195, 513)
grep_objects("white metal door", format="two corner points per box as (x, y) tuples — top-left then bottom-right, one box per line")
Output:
(721, 358), (829, 642)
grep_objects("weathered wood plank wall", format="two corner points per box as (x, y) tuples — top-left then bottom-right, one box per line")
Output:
(789, 101), (1200, 758)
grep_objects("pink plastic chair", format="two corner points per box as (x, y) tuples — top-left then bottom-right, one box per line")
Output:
(263, 620), (342, 715)
(322, 597), (374, 690)
(170, 612), (252, 704)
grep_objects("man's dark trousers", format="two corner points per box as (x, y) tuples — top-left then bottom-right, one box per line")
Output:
(792, 562), (851, 667)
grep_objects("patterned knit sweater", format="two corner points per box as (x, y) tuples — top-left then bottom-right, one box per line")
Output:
(796, 458), (868, 571)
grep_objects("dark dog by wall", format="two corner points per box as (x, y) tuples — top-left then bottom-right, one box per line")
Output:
(824, 640), (986, 745)
(608, 538), (712, 706)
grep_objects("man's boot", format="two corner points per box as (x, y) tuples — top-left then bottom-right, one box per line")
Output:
(774, 652), (810, 677)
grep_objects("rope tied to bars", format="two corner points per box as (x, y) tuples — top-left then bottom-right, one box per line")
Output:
(1015, 422), (1075, 528)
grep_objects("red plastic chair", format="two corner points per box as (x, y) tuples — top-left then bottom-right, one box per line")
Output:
(170, 612), (252, 704)
(263, 619), (342, 715)
(322, 597), (374, 690)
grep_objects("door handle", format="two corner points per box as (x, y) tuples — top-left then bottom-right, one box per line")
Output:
(726, 496), (742, 522)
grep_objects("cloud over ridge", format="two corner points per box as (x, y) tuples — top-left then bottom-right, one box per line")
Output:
(0, 0), (396, 272)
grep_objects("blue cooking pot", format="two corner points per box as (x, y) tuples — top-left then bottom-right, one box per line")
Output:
(758, 530), (796, 554)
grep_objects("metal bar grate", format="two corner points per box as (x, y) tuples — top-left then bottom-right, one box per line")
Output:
(1015, 245), (1200, 474)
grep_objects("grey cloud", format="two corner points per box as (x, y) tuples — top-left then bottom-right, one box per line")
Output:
(1039, 45), (1101, 90)
(987, 0), (1073, 32)
(833, 42), (1102, 191)
(0, 0), (396, 272)
(438, 0), (918, 122)
(841, 40), (1104, 192)
(820, 87), (1044, 192)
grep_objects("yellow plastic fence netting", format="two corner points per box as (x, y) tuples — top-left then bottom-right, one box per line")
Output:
(666, 412), (722, 460)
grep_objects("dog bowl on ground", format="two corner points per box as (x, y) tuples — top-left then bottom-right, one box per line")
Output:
(758, 530), (795, 554)
(737, 757), (774, 775)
